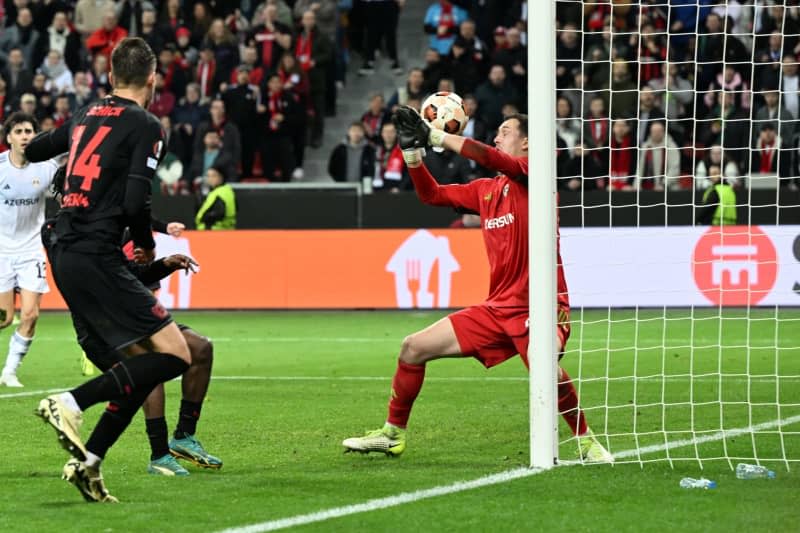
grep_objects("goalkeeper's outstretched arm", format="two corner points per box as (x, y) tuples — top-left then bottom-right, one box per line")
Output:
(433, 131), (528, 182)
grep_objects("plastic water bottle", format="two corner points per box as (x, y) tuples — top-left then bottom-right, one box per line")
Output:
(679, 477), (717, 489)
(736, 463), (776, 480)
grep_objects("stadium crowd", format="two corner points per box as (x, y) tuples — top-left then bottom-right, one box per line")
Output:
(556, 1), (800, 192)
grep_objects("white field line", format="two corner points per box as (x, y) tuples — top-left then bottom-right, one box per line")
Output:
(217, 415), (800, 533)
(4, 374), (800, 400)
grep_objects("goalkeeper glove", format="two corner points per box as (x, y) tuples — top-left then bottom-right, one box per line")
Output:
(393, 106), (432, 165)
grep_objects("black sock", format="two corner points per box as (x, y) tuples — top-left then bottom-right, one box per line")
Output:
(145, 417), (170, 460)
(86, 387), (153, 459)
(71, 353), (189, 411)
(175, 400), (202, 437)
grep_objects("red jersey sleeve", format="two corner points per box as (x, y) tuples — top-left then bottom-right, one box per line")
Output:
(408, 163), (483, 212)
(460, 138), (528, 180)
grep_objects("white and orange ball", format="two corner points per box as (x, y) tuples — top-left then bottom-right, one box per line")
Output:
(421, 91), (468, 135)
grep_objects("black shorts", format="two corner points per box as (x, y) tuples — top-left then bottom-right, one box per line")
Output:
(49, 244), (173, 352)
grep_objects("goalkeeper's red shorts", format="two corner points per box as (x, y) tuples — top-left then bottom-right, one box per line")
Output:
(449, 304), (571, 369)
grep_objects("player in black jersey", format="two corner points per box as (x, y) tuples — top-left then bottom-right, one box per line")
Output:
(25, 37), (192, 503)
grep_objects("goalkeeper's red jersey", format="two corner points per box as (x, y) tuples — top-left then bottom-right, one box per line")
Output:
(408, 142), (569, 309)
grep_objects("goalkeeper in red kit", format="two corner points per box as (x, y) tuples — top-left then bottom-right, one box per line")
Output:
(342, 107), (614, 463)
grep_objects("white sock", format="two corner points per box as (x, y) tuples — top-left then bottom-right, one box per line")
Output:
(85, 452), (102, 469)
(58, 392), (82, 414)
(2, 331), (32, 375)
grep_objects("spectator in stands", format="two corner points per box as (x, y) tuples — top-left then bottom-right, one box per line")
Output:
(361, 93), (390, 146)
(696, 11), (748, 90)
(556, 142), (603, 191)
(19, 93), (37, 120)
(86, 10), (128, 60)
(275, 52), (309, 177)
(173, 82), (208, 165)
(446, 37), (480, 95)
(457, 19), (488, 74)
(52, 94), (72, 128)
(194, 98), (242, 181)
(175, 27), (199, 68)
(753, 88), (796, 146)
(700, 91), (750, 172)
(422, 48), (447, 95)
(461, 93), (488, 145)
(492, 26), (526, 98)
(261, 73), (301, 181)
(155, 115), (187, 195)
(44, 11), (83, 75)
(89, 53), (112, 97)
(247, 3), (292, 73)
(30, 73), (53, 119)
(74, 0), (116, 37)
(358, 0), (404, 76)
(424, 0), (468, 56)
(188, 129), (236, 190)
(637, 22), (666, 86)
(0, 8), (40, 70)
(223, 65), (261, 179)
(417, 144), (474, 187)
(328, 121), (375, 183)
(755, 31), (784, 90)
(609, 60), (637, 119)
(704, 65), (750, 113)
(232, 45), (265, 87)
(159, 0), (188, 34)
(195, 165), (237, 230)
(296, 9), (333, 148)
(637, 87), (665, 145)
(190, 2), (214, 47)
(583, 95), (609, 172)
(195, 43), (222, 99)
(638, 121), (680, 191)
(40, 49), (74, 95)
(556, 96), (581, 155)
(780, 55), (800, 121)
(139, 6), (166, 54)
(474, 64), (518, 133)
(158, 44), (188, 100)
(648, 62), (692, 143)
(294, 1), (338, 118)
(696, 144), (740, 187)
(116, 0), (151, 37)
(203, 18), (240, 88)
(609, 119), (636, 191)
(372, 121), (405, 192)
(555, 22), (580, 89)
(387, 68), (425, 112)
(1, 48), (34, 102)
(148, 71), (176, 118)
(751, 123), (789, 178)
(71, 71), (96, 110)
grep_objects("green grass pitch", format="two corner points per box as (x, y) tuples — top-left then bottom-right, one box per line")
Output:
(0, 310), (797, 532)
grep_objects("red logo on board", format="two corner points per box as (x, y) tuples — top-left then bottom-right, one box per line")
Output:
(692, 227), (778, 306)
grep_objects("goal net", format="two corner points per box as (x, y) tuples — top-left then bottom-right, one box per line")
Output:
(548, 0), (800, 469)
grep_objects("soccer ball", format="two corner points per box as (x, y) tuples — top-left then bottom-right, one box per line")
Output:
(421, 91), (468, 135)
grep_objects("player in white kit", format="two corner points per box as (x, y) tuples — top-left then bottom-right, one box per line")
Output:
(0, 112), (59, 387)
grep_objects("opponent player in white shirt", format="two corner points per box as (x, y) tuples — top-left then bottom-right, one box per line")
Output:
(0, 112), (59, 387)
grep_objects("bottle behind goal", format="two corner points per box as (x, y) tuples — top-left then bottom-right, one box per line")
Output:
(735, 464), (776, 480)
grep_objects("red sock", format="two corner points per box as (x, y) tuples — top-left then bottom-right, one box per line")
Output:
(558, 368), (588, 436)
(387, 360), (426, 428)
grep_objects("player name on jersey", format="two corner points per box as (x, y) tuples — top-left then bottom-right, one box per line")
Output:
(86, 106), (126, 117)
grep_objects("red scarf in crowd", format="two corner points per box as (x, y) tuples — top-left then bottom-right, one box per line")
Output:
(759, 139), (776, 173)
(268, 90), (282, 131)
(255, 26), (278, 69)
(295, 31), (313, 71)
(642, 146), (666, 189)
(610, 134), (633, 188)
(197, 58), (216, 97)
(438, 1), (456, 36)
